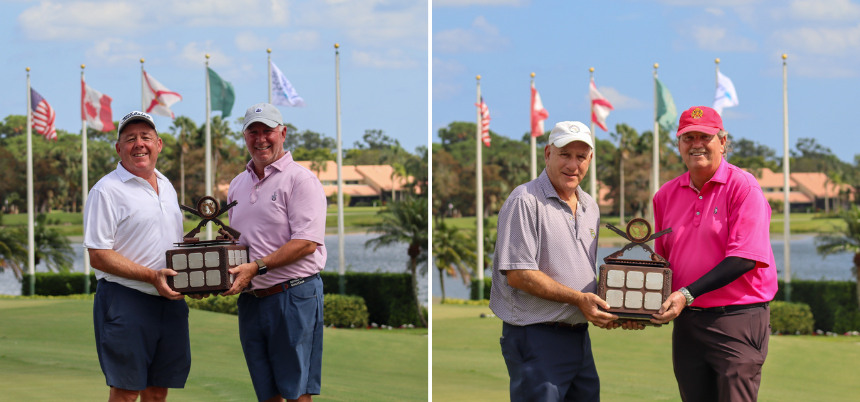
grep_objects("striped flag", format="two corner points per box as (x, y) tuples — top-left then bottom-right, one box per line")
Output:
(475, 96), (490, 147)
(30, 88), (56, 140)
(589, 78), (614, 132)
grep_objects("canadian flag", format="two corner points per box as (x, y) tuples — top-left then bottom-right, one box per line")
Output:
(143, 71), (182, 119)
(589, 78), (614, 132)
(81, 79), (115, 132)
(530, 82), (549, 137)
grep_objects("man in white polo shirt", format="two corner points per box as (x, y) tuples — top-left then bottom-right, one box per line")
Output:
(84, 111), (189, 402)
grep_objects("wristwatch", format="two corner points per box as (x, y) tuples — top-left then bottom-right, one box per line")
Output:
(254, 259), (268, 275)
(679, 287), (695, 306)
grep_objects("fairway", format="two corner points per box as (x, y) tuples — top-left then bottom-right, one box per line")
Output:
(0, 299), (427, 402)
(432, 303), (860, 402)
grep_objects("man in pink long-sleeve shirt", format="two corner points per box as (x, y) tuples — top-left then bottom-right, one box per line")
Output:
(651, 106), (777, 402)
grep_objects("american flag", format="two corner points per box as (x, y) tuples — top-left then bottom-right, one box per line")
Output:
(475, 96), (490, 147)
(31, 88), (56, 141)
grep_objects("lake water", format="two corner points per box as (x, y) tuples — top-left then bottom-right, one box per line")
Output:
(0, 233), (427, 304)
(432, 235), (856, 300)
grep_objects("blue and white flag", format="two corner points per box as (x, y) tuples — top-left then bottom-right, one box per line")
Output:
(713, 71), (738, 115)
(270, 60), (305, 107)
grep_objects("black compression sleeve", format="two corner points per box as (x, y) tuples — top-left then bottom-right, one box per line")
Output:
(685, 256), (757, 299)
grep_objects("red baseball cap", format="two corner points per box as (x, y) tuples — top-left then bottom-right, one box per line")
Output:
(676, 106), (723, 137)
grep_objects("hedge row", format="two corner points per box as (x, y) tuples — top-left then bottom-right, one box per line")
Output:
(471, 277), (859, 332)
(185, 293), (371, 328)
(21, 271), (422, 327)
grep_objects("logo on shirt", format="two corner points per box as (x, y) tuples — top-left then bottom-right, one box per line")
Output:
(590, 228), (596, 238)
(714, 207), (718, 214)
(272, 192), (277, 201)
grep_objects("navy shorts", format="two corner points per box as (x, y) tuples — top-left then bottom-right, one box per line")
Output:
(238, 275), (324, 401)
(93, 279), (191, 391)
(500, 322), (600, 402)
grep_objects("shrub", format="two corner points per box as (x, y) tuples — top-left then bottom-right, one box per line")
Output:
(833, 307), (860, 333)
(470, 277), (492, 300)
(324, 294), (369, 328)
(774, 280), (858, 332)
(770, 301), (815, 334)
(21, 273), (97, 295)
(321, 271), (422, 327)
(184, 294), (239, 315)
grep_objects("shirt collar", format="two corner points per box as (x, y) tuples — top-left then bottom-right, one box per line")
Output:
(679, 158), (729, 191)
(245, 151), (294, 175)
(115, 162), (166, 183)
(537, 169), (588, 213)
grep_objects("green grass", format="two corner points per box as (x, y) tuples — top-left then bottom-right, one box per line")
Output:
(1, 207), (385, 237)
(0, 298), (427, 401)
(431, 303), (860, 402)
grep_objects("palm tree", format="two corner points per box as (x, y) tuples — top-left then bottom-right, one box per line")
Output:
(365, 197), (428, 327)
(390, 162), (408, 201)
(433, 222), (476, 302)
(0, 228), (25, 278)
(170, 116), (197, 207)
(815, 204), (860, 310)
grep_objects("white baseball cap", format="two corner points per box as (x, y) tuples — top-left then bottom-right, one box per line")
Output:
(548, 121), (593, 149)
(242, 102), (283, 132)
(116, 111), (157, 140)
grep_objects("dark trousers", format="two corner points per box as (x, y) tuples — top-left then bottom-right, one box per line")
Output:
(672, 305), (770, 402)
(501, 322), (599, 402)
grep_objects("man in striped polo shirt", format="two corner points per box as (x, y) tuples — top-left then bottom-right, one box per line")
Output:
(490, 121), (630, 402)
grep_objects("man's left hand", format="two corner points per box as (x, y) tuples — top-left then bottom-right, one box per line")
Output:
(651, 291), (687, 324)
(222, 261), (258, 296)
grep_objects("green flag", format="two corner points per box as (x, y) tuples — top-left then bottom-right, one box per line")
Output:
(655, 77), (677, 132)
(208, 67), (235, 118)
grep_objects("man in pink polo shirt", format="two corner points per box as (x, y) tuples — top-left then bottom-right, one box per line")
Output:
(222, 103), (327, 402)
(651, 106), (777, 402)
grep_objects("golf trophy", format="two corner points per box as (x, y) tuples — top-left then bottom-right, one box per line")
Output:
(165, 196), (248, 295)
(596, 218), (673, 327)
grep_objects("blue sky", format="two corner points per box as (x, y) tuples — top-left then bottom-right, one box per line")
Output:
(0, 0), (428, 154)
(432, 0), (860, 163)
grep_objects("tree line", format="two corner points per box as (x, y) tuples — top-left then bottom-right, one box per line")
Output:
(0, 114), (428, 214)
(432, 121), (860, 222)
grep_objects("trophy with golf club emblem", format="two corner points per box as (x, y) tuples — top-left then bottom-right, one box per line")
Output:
(165, 196), (248, 294)
(596, 218), (673, 327)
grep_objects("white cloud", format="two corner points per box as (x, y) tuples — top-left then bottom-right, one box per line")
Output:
(788, 0), (860, 21)
(17, 0), (290, 41)
(705, 7), (725, 16)
(432, 58), (466, 99)
(434, 16), (509, 53)
(772, 23), (860, 55)
(176, 41), (233, 69)
(690, 26), (758, 52)
(352, 49), (419, 69)
(591, 87), (645, 110)
(235, 30), (322, 53)
(294, 0), (426, 49)
(433, 0), (528, 6)
(85, 38), (145, 66)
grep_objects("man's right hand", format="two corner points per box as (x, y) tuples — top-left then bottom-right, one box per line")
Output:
(152, 269), (184, 300)
(574, 292), (619, 328)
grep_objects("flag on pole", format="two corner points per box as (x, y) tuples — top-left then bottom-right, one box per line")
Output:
(143, 71), (182, 119)
(531, 82), (549, 137)
(713, 71), (739, 115)
(30, 88), (56, 140)
(270, 60), (306, 107)
(208, 67), (235, 117)
(475, 96), (490, 147)
(655, 78), (678, 132)
(589, 78), (614, 132)
(81, 79), (115, 132)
